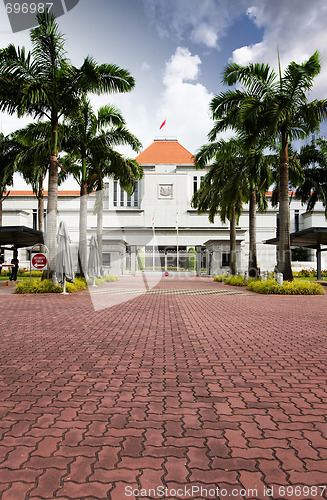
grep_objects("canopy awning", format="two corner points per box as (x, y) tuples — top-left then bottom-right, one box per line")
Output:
(264, 227), (327, 279)
(0, 226), (44, 249)
(265, 227), (327, 249)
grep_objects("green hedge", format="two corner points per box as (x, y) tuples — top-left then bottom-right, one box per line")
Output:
(214, 275), (226, 282)
(213, 274), (258, 286)
(15, 279), (62, 294)
(247, 278), (325, 295)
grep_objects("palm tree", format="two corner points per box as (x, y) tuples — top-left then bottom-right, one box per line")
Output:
(11, 122), (55, 233)
(193, 137), (272, 276)
(210, 52), (327, 280)
(192, 139), (245, 275)
(61, 97), (142, 275)
(296, 137), (327, 216)
(0, 11), (135, 274)
(91, 150), (142, 274)
(0, 134), (16, 226)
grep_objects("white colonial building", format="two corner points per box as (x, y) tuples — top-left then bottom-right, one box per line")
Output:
(2, 138), (327, 275)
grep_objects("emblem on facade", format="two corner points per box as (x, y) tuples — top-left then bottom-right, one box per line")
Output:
(158, 184), (173, 199)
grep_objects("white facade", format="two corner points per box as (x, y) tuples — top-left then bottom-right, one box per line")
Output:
(2, 139), (327, 274)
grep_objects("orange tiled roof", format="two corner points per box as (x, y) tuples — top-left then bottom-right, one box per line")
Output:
(6, 190), (80, 196)
(136, 139), (194, 164)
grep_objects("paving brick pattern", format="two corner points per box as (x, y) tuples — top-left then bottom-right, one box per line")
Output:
(0, 277), (327, 499)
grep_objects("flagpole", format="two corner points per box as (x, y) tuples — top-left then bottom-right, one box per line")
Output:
(176, 212), (179, 272)
(152, 213), (155, 272)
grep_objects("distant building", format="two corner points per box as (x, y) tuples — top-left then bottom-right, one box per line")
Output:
(2, 138), (326, 274)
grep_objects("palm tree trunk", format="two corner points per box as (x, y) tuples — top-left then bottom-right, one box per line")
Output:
(37, 178), (44, 234)
(248, 190), (258, 277)
(96, 187), (103, 275)
(46, 155), (58, 274)
(46, 122), (59, 276)
(278, 137), (293, 281)
(0, 198), (2, 227)
(230, 204), (237, 275)
(79, 182), (88, 276)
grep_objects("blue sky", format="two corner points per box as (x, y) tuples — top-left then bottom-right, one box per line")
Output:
(1, 0), (327, 188)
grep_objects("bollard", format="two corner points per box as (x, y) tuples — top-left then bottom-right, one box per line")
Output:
(276, 272), (283, 285)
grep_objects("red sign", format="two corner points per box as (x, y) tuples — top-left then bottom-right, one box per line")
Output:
(164, 271), (169, 277)
(32, 253), (47, 270)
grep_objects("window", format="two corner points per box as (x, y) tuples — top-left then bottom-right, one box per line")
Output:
(103, 182), (109, 210)
(294, 210), (299, 232)
(222, 253), (230, 266)
(112, 179), (140, 208)
(33, 209), (37, 230)
(134, 180), (139, 207)
(102, 253), (111, 266)
(33, 209), (46, 230)
(193, 176), (204, 195)
(113, 181), (118, 207)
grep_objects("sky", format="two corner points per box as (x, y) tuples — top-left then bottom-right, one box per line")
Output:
(1, 0), (327, 189)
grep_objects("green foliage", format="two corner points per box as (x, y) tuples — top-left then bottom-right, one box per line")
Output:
(214, 275), (226, 282)
(186, 247), (196, 270)
(66, 277), (87, 293)
(247, 279), (325, 295)
(17, 269), (43, 277)
(86, 274), (118, 286)
(291, 247), (310, 262)
(104, 275), (118, 282)
(297, 268), (317, 277)
(15, 279), (61, 294)
(224, 275), (259, 286)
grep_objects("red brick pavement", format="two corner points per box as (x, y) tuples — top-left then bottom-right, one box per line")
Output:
(0, 277), (327, 499)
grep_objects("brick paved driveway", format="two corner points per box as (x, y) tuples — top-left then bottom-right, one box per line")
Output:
(0, 277), (326, 500)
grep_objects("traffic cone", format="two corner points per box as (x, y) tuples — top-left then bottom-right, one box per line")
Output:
(6, 281), (8, 287)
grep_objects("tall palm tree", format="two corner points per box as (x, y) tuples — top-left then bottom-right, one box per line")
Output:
(0, 11), (135, 273)
(61, 97), (142, 275)
(193, 137), (272, 276)
(210, 52), (327, 280)
(192, 139), (245, 275)
(91, 149), (142, 274)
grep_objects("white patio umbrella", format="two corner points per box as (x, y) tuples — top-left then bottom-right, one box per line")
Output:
(88, 235), (101, 286)
(56, 221), (75, 294)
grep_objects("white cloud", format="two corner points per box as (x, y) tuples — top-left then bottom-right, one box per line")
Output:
(232, 0), (327, 99)
(157, 47), (214, 152)
(191, 23), (218, 48)
(141, 0), (247, 48)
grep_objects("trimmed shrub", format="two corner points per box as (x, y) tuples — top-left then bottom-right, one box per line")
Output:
(214, 275), (226, 282)
(104, 275), (118, 282)
(86, 275), (118, 286)
(66, 277), (87, 293)
(247, 278), (325, 295)
(216, 275), (260, 286)
(15, 279), (62, 294)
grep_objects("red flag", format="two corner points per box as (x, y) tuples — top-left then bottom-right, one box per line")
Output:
(159, 119), (166, 130)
